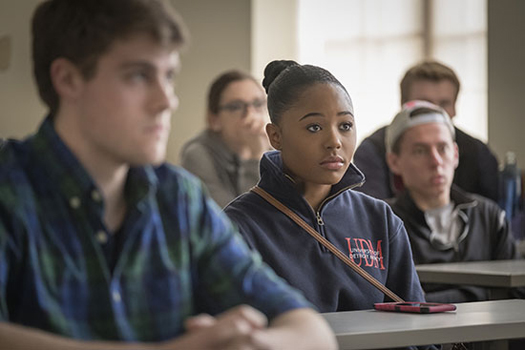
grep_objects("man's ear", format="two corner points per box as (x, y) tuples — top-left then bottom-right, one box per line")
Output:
(265, 123), (282, 150)
(50, 58), (84, 101)
(386, 152), (401, 175)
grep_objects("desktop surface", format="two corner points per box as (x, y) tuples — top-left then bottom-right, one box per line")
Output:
(322, 299), (525, 349)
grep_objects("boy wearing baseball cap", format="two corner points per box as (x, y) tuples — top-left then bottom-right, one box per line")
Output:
(385, 100), (517, 303)
(354, 61), (499, 202)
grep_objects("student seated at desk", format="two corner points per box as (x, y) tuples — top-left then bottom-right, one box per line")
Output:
(353, 60), (499, 203)
(181, 70), (271, 208)
(0, 1), (336, 349)
(225, 61), (437, 350)
(224, 60), (426, 312)
(384, 100), (518, 303)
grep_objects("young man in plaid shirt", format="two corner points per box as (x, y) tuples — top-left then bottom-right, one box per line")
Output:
(0, 1), (335, 349)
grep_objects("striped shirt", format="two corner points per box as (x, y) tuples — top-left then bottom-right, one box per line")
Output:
(0, 118), (310, 341)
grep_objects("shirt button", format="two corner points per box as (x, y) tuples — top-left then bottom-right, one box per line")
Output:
(91, 190), (102, 202)
(96, 230), (108, 244)
(112, 291), (121, 303)
(69, 196), (81, 209)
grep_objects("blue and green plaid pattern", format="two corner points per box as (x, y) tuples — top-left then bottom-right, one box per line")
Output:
(0, 118), (310, 341)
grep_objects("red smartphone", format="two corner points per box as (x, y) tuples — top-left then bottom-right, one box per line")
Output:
(374, 302), (456, 314)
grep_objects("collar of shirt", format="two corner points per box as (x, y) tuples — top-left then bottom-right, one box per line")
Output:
(32, 117), (158, 215)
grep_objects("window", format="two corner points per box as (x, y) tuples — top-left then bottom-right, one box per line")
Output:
(297, 0), (487, 144)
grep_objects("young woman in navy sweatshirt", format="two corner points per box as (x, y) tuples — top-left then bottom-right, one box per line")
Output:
(225, 60), (427, 314)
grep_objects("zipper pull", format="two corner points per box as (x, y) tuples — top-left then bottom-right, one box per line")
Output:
(316, 212), (324, 226)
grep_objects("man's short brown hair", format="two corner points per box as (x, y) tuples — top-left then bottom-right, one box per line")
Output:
(400, 60), (460, 105)
(32, 0), (189, 116)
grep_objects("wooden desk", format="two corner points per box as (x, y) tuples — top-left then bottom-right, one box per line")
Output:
(416, 260), (525, 288)
(322, 299), (525, 350)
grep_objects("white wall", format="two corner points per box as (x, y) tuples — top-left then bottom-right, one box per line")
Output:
(0, 0), (46, 140)
(251, 0), (298, 80)
(168, 0), (252, 164)
(488, 0), (525, 167)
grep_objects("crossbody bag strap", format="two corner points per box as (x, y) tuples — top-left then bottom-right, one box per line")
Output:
(251, 186), (404, 303)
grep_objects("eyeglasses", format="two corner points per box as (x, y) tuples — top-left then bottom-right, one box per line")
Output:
(218, 99), (266, 115)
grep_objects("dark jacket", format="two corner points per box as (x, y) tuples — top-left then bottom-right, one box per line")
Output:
(353, 126), (500, 202)
(387, 186), (517, 302)
(224, 150), (426, 312)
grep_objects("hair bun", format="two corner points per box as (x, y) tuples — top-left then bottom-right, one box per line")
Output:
(262, 60), (299, 94)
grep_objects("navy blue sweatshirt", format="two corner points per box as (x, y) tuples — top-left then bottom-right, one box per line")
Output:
(225, 151), (426, 312)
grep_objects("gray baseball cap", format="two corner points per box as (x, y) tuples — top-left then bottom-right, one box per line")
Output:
(385, 100), (455, 153)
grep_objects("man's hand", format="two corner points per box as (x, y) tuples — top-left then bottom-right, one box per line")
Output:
(171, 305), (271, 350)
(174, 306), (337, 350)
(0, 307), (336, 350)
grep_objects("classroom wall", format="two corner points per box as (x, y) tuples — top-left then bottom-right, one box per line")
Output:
(251, 0), (298, 80)
(168, 0), (252, 164)
(487, 0), (525, 167)
(0, 0), (46, 140)
(1, 0), (524, 168)
(168, 0), (298, 163)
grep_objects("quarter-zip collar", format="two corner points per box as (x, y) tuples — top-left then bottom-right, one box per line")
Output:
(258, 150), (365, 214)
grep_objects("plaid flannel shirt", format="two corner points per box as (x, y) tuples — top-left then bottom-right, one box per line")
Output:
(0, 118), (310, 341)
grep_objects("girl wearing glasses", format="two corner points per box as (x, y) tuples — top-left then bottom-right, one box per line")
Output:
(181, 70), (271, 207)
(224, 61), (430, 321)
